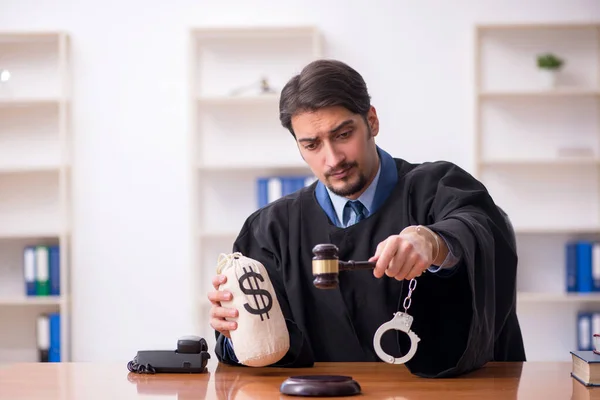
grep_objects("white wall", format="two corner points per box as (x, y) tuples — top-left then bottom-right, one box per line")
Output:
(0, 0), (598, 362)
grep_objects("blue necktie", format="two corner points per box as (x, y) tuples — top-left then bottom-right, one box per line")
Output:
(346, 200), (366, 225)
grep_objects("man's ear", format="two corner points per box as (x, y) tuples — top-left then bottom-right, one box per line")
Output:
(367, 106), (379, 137)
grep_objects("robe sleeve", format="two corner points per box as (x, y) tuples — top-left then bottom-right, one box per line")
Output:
(427, 233), (461, 274)
(409, 161), (522, 377)
(214, 210), (315, 368)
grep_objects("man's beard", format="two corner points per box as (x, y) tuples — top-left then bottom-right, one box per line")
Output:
(325, 161), (369, 197)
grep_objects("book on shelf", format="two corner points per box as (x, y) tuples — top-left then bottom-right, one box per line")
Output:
(36, 312), (60, 362)
(24, 245), (60, 297)
(256, 175), (316, 208)
(567, 240), (600, 293)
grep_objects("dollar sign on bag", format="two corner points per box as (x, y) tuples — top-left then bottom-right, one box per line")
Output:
(239, 266), (272, 321)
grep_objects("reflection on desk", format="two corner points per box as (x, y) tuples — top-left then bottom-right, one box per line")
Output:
(0, 358), (587, 399)
(127, 370), (211, 399)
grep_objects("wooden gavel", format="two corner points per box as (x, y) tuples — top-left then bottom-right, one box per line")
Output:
(312, 244), (376, 289)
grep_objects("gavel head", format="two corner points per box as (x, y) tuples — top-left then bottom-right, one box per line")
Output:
(312, 243), (340, 289)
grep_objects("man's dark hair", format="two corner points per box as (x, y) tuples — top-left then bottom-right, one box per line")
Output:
(279, 59), (372, 137)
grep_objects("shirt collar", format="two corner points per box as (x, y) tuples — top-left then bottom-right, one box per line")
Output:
(314, 146), (398, 227)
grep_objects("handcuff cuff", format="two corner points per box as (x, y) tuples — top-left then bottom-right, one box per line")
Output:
(372, 277), (420, 364)
(372, 225), (438, 364)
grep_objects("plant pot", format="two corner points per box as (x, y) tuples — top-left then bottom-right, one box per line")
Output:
(538, 69), (558, 89)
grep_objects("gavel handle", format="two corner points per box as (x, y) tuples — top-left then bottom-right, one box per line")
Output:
(339, 260), (376, 271)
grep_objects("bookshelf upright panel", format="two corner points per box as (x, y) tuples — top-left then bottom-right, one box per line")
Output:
(0, 31), (72, 364)
(190, 26), (322, 352)
(474, 23), (600, 361)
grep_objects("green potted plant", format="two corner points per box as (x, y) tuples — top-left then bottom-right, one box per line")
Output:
(536, 53), (564, 88)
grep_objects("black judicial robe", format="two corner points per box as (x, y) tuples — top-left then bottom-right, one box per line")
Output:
(215, 158), (526, 378)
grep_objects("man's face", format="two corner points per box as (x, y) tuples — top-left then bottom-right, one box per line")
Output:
(292, 105), (380, 199)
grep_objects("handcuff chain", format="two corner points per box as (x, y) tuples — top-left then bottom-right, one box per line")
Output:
(402, 278), (417, 313)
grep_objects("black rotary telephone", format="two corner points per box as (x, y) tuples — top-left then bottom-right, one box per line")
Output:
(127, 335), (211, 374)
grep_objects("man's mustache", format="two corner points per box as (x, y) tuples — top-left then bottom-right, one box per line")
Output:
(325, 161), (357, 177)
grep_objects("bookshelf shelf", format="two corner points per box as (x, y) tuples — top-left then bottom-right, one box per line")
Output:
(0, 98), (63, 106)
(0, 229), (63, 240)
(192, 26), (322, 39)
(0, 296), (63, 306)
(518, 292), (600, 303)
(198, 163), (311, 174)
(479, 89), (600, 98)
(0, 31), (71, 364)
(198, 231), (238, 240)
(0, 165), (62, 174)
(191, 25), (323, 352)
(515, 227), (600, 235)
(480, 158), (599, 167)
(197, 94), (279, 106)
(475, 22), (600, 361)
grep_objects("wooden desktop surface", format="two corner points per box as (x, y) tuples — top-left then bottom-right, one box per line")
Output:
(0, 358), (587, 399)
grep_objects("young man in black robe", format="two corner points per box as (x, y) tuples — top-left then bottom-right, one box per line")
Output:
(207, 59), (526, 378)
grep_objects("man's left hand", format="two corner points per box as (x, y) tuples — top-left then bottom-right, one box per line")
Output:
(368, 227), (435, 281)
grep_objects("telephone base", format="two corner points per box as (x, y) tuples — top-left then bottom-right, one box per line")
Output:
(127, 335), (211, 374)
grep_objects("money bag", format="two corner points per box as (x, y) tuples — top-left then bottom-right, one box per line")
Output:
(216, 252), (290, 367)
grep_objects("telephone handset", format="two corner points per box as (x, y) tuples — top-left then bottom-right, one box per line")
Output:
(127, 335), (211, 374)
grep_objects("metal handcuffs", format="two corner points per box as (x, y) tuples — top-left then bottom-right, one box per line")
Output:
(373, 312), (421, 364)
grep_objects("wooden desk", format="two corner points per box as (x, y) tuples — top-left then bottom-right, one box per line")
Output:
(0, 358), (588, 399)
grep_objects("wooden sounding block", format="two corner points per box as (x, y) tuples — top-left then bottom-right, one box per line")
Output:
(279, 375), (361, 397)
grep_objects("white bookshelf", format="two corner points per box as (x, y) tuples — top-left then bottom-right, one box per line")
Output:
(190, 26), (323, 352)
(474, 22), (600, 361)
(0, 32), (71, 363)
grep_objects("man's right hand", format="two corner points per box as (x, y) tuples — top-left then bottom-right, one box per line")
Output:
(207, 274), (239, 339)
